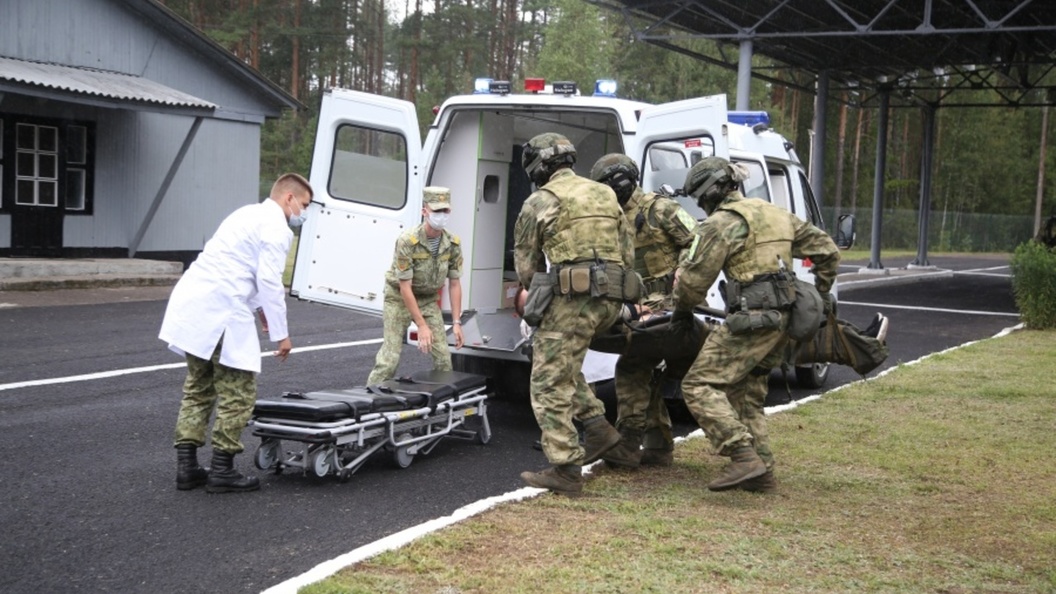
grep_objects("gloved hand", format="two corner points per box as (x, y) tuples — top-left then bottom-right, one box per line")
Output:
(670, 309), (702, 349)
(520, 318), (534, 341)
(820, 291), (836, 316)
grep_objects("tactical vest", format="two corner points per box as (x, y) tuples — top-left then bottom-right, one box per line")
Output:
(628, 191), (681, 281)
(542, 171), (624, 265)
(716, 195), (795, 282)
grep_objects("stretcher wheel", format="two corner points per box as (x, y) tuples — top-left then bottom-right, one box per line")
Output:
(393, 433), (415, 468)
(309, 446), (335, 478)
(255, 439), (282, 471)
(464, 415), (491, 445)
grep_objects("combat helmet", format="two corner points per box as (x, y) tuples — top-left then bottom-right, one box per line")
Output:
(522, 133), (577, 187)
(683, 156), (748, 214)
(590, 153), (639, 206)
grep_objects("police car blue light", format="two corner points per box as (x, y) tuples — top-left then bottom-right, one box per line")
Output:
(473, 78), (492, 94)
(728, 111), (770, 127)
(594, 79), (618, 97)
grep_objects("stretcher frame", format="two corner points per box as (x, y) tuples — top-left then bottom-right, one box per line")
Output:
(249, 379), (490, 483)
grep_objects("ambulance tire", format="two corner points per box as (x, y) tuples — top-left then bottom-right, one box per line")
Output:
(795, 362), (830, 389)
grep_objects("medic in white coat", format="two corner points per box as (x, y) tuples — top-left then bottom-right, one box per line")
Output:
(161, 173), (312, 494)
(160, 197), (295, 372)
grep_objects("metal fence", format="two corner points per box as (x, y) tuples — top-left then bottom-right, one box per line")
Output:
(822, 207), (1034, 253)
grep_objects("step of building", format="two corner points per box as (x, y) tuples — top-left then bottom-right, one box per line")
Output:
(0, 258), (184, 291)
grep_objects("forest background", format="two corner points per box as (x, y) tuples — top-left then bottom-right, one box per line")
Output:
(159, 0), (1054, 252)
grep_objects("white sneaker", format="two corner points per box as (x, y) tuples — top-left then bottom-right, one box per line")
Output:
(864, 313), (889, 344)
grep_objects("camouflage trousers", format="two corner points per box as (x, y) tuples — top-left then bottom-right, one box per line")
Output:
(174, 339), (257, 454)
(531, 294), (622, 466)
(681, 313), (790, 469)
(614, 349), (673, 450)
(613, 293), (694, 451)
(366, 287), (451, 386)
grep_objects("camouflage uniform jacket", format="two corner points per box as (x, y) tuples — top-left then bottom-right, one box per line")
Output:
(384, 223), (463, 295)
(513, 168), (634, 288)
(623, 186), (697, 294)
(673, 191), (839, 311)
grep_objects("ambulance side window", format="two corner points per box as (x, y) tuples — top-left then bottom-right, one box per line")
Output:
(328, 124), (408, 209)
(734, 159), (770, 203)
(769, 168), (792, 213)
(797, 170), (826, 229)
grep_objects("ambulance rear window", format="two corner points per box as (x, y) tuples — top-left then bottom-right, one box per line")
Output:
(328, 124), (408, 209)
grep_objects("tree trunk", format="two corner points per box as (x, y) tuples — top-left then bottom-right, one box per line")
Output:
(291, 0), (302, 101)
(850, 108), (867, 212)
(832, 94), (848, 221)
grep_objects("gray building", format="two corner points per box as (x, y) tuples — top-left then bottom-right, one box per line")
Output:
(0, 0), (301, 262)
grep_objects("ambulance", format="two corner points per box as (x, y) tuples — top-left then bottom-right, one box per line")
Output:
(290, 78), (853, 398)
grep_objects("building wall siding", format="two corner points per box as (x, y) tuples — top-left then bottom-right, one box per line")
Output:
(0, 0), (292, 257)
(1, 0), (282, 119)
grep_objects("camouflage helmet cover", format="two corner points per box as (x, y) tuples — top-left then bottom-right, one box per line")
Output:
(590, 153), (640, 206)
(589, 153), (639, 183)
(522, 132), (577, 185)
(683, 156), (749, 213)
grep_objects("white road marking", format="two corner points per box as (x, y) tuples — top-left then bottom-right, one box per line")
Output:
(839, 300), (1020, 317)
(262, 322), (1026, 594)
(0, 338), (382, 393)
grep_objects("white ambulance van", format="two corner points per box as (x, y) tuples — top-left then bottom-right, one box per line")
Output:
(291, 79), (851, 397)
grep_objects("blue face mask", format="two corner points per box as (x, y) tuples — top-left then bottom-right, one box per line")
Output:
(288, 202), (308, 228)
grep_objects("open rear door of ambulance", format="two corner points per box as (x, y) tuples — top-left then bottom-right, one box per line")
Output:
(628, 93), (730, 204)
(291, 89), (423, 316)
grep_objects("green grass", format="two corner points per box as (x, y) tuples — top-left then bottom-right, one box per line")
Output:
(302, 328), (1056, 594)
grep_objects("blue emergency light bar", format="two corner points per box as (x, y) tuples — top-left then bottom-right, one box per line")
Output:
(594, 79), (618, 97)
(728, 111), (771, 128)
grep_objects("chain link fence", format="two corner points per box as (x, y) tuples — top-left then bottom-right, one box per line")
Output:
(822, 207), (1034, 253)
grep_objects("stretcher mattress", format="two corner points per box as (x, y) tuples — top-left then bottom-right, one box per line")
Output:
(253, 369), (487, 423)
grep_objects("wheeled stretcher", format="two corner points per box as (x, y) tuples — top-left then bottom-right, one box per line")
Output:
(249, 370), (490, 482)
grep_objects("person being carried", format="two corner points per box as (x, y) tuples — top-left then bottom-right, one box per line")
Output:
(160, 172), (312, 494)
(588, 153), (699, 470)
(366, 186), (464, 386)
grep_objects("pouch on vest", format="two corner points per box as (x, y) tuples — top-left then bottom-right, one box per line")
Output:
(522, 273), (555, 327)
(589, 262), (609, 298)
(622, 269), (644, 303)
(726, 309), (782, 335)
(787, 278), (824, 342)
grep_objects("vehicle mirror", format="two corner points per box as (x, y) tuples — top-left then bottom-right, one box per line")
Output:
(835, 214), (856, 249)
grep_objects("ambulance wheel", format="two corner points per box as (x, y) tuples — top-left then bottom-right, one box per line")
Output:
(393, 433), (415, 468)
(475, 425), (492, 445)
(309, 446), (334, 478)
(795, 362), (830, 389)
(255, 439), (281, 471)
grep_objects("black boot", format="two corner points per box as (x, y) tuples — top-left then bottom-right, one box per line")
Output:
(206, 450), (260, 494)
(176, 444), (208, 491)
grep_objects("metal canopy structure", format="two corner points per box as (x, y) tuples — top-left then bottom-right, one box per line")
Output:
(588, 0), (1056, 269)
(589, 0), (1056, 108)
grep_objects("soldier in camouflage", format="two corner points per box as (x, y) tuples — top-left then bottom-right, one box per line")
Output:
(366, 186), (464, 386)
(514, 133), (635, 495)
(672, 156), (840, 493)
(589, 153), (699, 470)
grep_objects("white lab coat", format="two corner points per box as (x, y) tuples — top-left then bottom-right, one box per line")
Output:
(159, 199), (292, 373)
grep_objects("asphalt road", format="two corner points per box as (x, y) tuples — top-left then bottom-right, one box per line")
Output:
(0, 254), (1019, 593)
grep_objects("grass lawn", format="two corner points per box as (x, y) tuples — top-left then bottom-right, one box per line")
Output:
(303, 327), (1055, 594)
